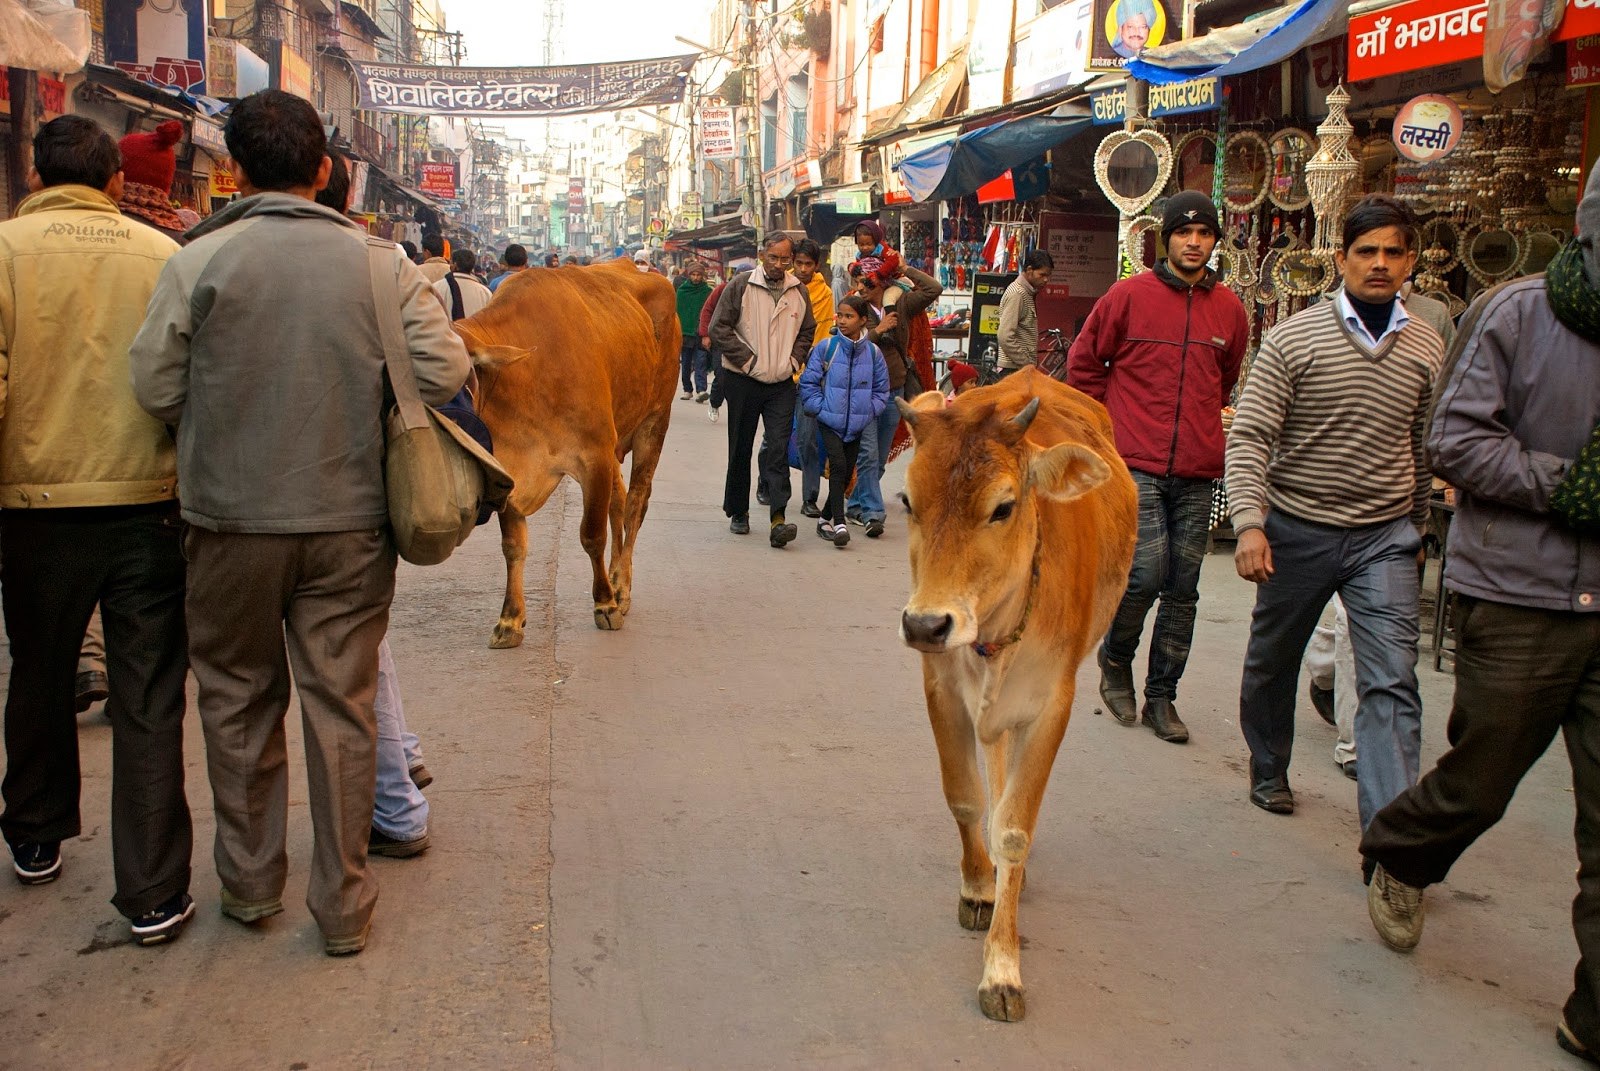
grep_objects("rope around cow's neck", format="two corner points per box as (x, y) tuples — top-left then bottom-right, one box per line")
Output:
(972, 518), (1043, 659)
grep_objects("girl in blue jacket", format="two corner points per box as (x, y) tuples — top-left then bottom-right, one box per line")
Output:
(798, 295), (892, 547)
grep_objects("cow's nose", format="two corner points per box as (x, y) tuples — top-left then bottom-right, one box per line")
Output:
(902, 611), (955, 648)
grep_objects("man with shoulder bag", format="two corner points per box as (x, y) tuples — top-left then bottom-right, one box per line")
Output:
(130, 90), (469, 957)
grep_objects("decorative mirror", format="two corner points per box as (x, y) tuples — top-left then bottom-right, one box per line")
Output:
(1094, 129), (1173, 216)
(1266, 127), (1315, 211)
(1122, 214), (1162, 273)
(1419, 217), (1459, 275)
(1169, 130), (1218, 197)
(1221, 131), (1271, 214)
(1521, 230), (1561, 275)
(1271, 249), (1338, 299)
(1460, 226), (1523, 286)
(1416, 279), (1467, 319)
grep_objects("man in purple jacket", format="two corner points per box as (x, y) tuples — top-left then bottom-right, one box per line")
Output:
(1361, 167), (1600, 1065)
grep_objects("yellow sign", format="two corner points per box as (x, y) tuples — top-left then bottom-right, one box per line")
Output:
(210, 161), (239, 199)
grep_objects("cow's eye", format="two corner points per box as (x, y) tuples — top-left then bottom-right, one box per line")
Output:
(990, 502), (1015, 524)
(899, 492), (915, 519)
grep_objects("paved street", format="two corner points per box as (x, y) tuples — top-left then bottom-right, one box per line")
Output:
(0, 401), (1587, 1069)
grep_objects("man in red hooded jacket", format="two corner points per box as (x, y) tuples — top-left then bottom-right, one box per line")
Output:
(1068, 191), (1248, 745)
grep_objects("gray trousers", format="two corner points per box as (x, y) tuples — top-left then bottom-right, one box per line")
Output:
(1238, 510), (1423, 828)
(186, 527), (395, 940)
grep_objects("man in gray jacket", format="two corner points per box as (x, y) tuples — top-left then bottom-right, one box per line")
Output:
(709, 232), (816, 548)
(129, 90), (469, 956)
(1360, 168), (1600, 1064)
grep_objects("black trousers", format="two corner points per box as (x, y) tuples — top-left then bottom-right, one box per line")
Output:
(722, 370), (796, 519)
(819, 426), (860, 525)
(1360, 596), (1600, 1045)
(0, 504), (192, 918)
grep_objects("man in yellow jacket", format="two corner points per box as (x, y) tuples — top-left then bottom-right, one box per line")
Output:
(0, 116), (193, 945)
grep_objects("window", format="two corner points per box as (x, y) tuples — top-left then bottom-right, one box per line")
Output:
(761, 93), (778, 171)
(786, 71), (809, 162)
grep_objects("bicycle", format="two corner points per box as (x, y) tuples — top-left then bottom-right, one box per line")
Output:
(1036, 328), (1071, 382)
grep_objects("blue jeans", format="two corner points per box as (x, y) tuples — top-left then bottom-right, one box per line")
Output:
(797, 409), (822, 505)
(373, 638), (428, 840)
(1239, 510), (1423, 829)
(1101, 472), (1213, 701)
(680, 336), (708, 394)
(846, 404), (901, 522)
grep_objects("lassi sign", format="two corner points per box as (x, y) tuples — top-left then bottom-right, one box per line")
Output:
(1391, 93), (1463, 162)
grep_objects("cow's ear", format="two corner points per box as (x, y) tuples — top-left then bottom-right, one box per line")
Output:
(470, 345), (533, 369)
(908, 390), (945, 413)
(1029, 443), (1110, 502)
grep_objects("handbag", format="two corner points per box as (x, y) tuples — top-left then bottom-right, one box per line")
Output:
(366, 238), (514, 565)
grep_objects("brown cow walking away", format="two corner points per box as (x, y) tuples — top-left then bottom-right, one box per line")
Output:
(453, 258), (679, 640)
(897, 368), (1138, 1021)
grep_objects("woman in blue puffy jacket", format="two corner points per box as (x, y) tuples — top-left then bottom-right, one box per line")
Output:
(798, 295), (892, 547)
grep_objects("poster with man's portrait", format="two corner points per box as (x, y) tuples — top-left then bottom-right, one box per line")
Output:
(1089, 0), (1182, 71)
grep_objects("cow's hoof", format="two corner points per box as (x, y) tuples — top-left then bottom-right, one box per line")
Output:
(959, 897), (994, 931)
(594, 606), (624, 631)
(978, 983), (1026, 1022)
(489, 625), (524, 649)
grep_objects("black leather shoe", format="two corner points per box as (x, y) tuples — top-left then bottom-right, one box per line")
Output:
(1097, 650), (1137, 725)
(1250, 777), (1295, 814)
(729, 514), (751, 535)
(1309, 681), (1336, 725)
(1141, 698), (1189, 743)
(800, 500), (822, 518)
(1341, 760), (1358, 781)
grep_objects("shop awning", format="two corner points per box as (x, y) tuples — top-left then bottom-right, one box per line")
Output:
(897, 102), (1093, 204)
(667, 213), (757, 250)
(1127, 0), (1347, 85)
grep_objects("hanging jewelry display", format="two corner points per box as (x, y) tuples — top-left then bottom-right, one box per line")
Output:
(1266, 128), (1316, 212)
(1459, 224), (1525, 286)
(1094, 128), (1174, 216)
(1221, 131), (1271, 215)
(1305, 86), (1360, 256)
(1122, 214), (1163, 274)
(1272, 249), (1338, 298)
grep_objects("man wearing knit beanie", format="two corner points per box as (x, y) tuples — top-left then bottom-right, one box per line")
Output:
(117, 120), (187, 241)
(1067, 190), (1248, 746)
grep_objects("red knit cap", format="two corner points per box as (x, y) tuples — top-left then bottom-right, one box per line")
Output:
(118, 120), (183, 194)
(948, 361), (978, 389)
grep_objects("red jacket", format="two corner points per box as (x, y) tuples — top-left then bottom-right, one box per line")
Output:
(698, 280), (729, 337)
(1067, 263), (1248, 480)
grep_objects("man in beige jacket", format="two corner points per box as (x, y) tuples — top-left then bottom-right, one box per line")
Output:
(0, 116), (193, 945)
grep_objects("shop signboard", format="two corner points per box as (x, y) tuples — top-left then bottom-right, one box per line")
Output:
(967, 273), (1013, 370)
(1556, 0), (1600, 41)
(1347, 60), (1480, 108)
(275, 42), (313, 101)
(106, 0), (207, 95)
(567, 177), (586, 215)
(1349, 0), (1489, 81)
(209, 38), (238, 99)
(835, 188), (873, 214)
(191, 117), (228, 154)
(1014, 0), (1094, 100)
(701, 106), (736, 159)
(1088, 0), (1183, 72)
(882, 127), (959, 205)
(350, 55), (697, 117)
(210, 161), (239, 199)
(2, 72), (68, 118)
(1392, 93), (1464, 161)
(1039, 212), (1118, 341)
(1091, 77), (1219, 124)
(419, 162), (458, 198)
(1569, 35), (1600, 86)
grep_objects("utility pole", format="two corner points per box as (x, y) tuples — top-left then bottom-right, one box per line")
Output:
(741, 0), (764, 241)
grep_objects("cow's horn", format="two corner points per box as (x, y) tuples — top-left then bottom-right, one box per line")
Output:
(895, 397), (920, 426)
(1011, 397), (1041, 432)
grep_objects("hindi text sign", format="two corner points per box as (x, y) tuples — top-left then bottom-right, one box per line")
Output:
(701, 106), (736, 159)
(1391, 93), (1463, 161)
(352, 55), (697, 117)
(1349, 0), (1489, 81)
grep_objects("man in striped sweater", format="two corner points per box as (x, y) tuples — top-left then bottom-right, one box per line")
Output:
(1226, 195), (1445, 822)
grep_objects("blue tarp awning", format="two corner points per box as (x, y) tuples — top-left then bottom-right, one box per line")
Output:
(1127, 0), (1347, 86)
(897, 104), (1093, 203)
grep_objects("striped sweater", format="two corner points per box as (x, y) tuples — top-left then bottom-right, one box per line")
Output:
(1225, 300), (1445, 534)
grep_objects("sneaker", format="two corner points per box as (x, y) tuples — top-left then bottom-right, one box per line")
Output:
(845, 512), (865, 527)
(800, 500), (822, 518)
(695, 391), (710, 403)
(708, 407), (720, 423)
(864, 518), (885, 539)
(1558, 1016), (1600, 1066)
(325, 920), (371, 957)
(729, 514), (750, 536)
(1367, 862), (1425, 952)
(409, 763), (433, 790)
(130, 892), (195, 946)
(10, 841), (61, 886)
(369, 827), (430, 858)
(220, 887), (284, 925)
(832, 524), (851, 548)
(770, 516), (798, 548)
(680, 391), (693, 400)
(74, 670), (109, 713)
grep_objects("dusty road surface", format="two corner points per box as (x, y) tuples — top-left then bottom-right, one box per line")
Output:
(0, 398), (1587, 1069)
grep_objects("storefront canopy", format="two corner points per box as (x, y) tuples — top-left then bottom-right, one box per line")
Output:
(896, 103), (1092, 204)
(1127, 0), (1347, 85)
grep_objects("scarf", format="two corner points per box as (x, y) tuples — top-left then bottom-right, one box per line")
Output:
(1546, 237), (1600, 346)
(118, 180), (184, 232)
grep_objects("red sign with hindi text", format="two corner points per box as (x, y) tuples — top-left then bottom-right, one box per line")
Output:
(1349, 0), (1488, 82)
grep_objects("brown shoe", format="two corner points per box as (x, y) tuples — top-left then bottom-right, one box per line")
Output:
(1368, 863), (1425, 952)
(1141, 698), (1189, 743)
(1097, 651), (1137, 725)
